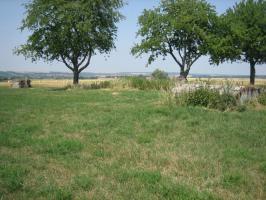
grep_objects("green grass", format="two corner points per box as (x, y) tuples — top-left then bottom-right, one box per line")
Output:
(0, 87), (265, 199)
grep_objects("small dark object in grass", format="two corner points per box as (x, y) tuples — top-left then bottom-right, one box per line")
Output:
(11, 79), (31, 88)
(236, 105), (247, 112)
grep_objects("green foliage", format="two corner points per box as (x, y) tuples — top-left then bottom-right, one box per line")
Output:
(151, 69), (169, 80)
(210, 0), (266, 84)
(129, 77), (152, 90)
(128, 77), (173, 91)
(15, 0), (124, 84)
(132, 0), (217, 78)
(221, 93), (237, 106)
(258, 93), (266, 105)
(212, 93), (237, 111)
(177, 88), (237, 111)
(207, 91), (223, 110)
(65, 81), (112, 90)
(176, 88), (219, 108)
(90, 81), (111, 89)
(186, 88), (214, 107)
(64, 78), (173, 91)
(235, 105), (247, 112)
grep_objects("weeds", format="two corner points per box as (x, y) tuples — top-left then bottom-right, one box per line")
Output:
(64, 77), (175, 92)
(127, 77), (174, 91)
(258, 92), (266, 105)
(64, 81), (112, 90)
(175, 87), (238, 111)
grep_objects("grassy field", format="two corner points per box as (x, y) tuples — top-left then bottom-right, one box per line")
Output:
(0, 87), (266, 200)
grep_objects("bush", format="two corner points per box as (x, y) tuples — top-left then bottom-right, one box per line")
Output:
(258, 93), (266, 105)
(151, 69), (169, 80)
(128, 77), (172, 91)
(129, 77), (150, 90)
(176, 88), (238, 111)
(186, 88), (212, 107)
(64, 81), (112, 90)
(220, 93), (237, 109)
(210, 93), (237, 111)
(208, 91), (223, 110)
(64, 77), (174, 91)
(89, 81), (111, 89)
(150, 79), (173, 91)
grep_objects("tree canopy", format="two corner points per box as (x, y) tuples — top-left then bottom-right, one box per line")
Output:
(210, 0), (266, 85)
(132, 0), (217, 79)
(15, 0), (124, 84)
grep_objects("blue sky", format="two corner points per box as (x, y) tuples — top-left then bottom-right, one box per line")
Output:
(0, 0), (265, 75)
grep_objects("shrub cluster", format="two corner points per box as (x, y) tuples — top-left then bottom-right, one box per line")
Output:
(88, 81), (111, 89)
(210, 93), (237, 111)
(128, 77), (173, 91)
(151, 69), (169, 80)
(64, 77), (174, 91)
(65, 81), (112, 90)
(176, 88), (237, 111)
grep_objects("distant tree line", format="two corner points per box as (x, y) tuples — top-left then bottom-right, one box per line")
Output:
(16, 0), (266, 85)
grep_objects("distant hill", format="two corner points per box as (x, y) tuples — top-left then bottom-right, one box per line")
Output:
(0, 71), (151, 80)
(0, 71), (265, 80)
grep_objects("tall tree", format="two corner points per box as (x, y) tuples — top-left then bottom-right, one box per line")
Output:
(131, 0), (217, 80)
(15, 0), (124, 84)
(210, 0), (266, 85)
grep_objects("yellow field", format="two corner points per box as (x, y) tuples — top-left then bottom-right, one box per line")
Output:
(0, 77), (266, 88)
(0, 78), (115, 88)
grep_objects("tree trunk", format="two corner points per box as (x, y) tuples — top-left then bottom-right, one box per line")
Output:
(179, 67), (189, 81)
(73, 70), (79, 85)
(250, 61), (256, 85)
